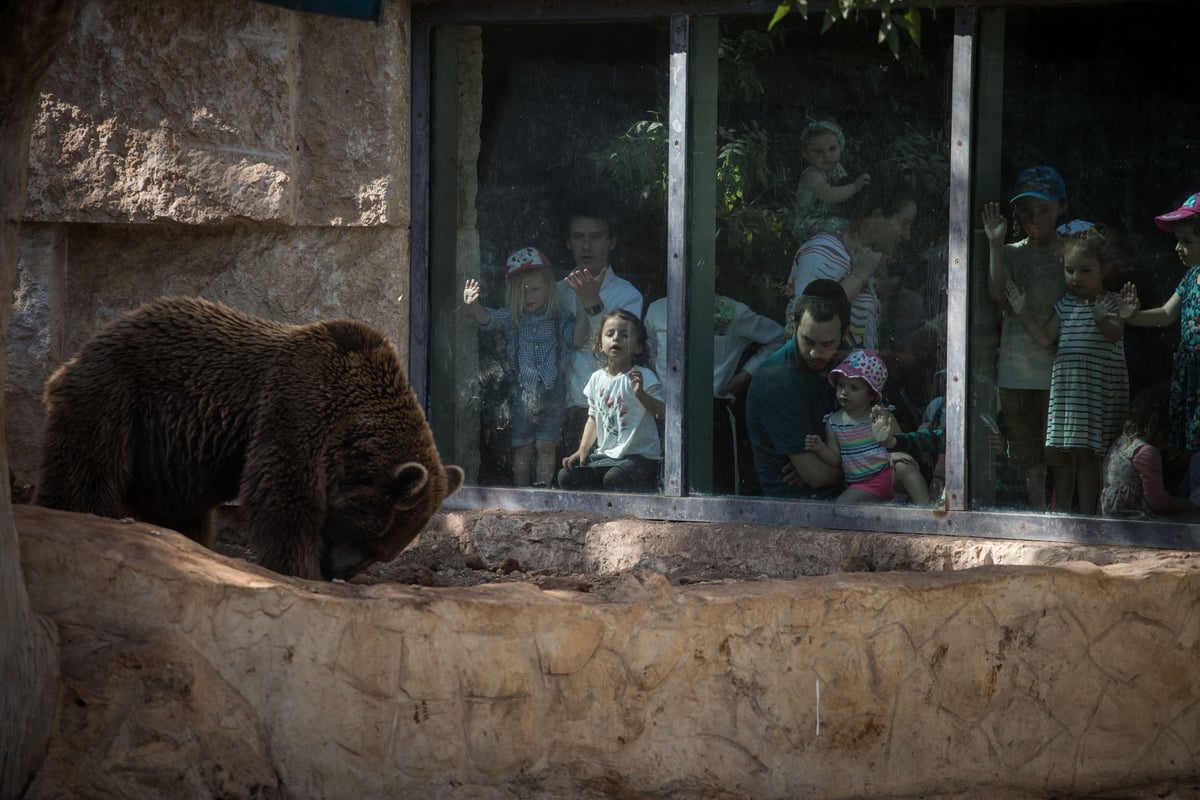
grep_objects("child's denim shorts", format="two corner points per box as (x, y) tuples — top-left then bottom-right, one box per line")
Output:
(511, 379), (566, 447)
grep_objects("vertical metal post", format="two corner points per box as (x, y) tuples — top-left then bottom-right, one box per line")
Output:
(944, 6), (978, 511)
(409, 22), (433, 408)
(662, 14), (692, 496)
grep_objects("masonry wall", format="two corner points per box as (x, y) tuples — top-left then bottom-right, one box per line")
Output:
(8, 0), (414, 483)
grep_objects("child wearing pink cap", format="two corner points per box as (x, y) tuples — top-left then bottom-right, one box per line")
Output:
(805, 349), (930, 504)
(1119, 192), (1200, 457)
(464, 247), (584, 487)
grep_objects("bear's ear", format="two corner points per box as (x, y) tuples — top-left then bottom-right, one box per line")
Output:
(390, 462), (430, 510)
(445, 465), (465, 496)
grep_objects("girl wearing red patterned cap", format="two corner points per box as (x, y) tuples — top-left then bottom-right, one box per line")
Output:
(805, 349), (931, 504)
(464, 247), (585, 487)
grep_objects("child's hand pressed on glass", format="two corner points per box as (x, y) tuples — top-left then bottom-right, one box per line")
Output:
(1004, 280), (1026, 315)
(980, 202), (1007, 243)
(870, 405), (892, 444)
(1118, 282), (1140, 319)
(463, 278), (481, 306)
(1092, 293), (1118, 322)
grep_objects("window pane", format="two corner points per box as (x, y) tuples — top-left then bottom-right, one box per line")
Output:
(707, 13), (953, 502)
(969, 2), (1200, 517)
(427, 23), (669, 493)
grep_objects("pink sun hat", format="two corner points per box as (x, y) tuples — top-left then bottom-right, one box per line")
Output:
(829, 349), (888, 400)
(1155, 193), (1200, 232)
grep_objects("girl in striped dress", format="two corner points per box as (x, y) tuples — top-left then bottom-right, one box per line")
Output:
(805, 349), (930, 504)
(1005, 227), (1129, 515)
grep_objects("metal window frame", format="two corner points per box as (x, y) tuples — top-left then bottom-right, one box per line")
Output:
(409, 1), (1200, 552)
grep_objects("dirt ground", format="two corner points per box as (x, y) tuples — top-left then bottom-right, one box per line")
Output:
(211, 507), (633, 594)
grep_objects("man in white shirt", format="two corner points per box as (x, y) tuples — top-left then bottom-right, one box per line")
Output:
(644, 263), (787, 493)
(555, 211), (644, 471)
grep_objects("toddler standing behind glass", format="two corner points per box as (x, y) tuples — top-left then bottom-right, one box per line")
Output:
(464, 247), (581, 487)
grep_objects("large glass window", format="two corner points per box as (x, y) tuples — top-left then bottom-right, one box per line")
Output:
(425, 22), (669, 493)
(689, 13), (952, 499)
(967, 2), (1200, 518)
(414, 1), (1200, 550)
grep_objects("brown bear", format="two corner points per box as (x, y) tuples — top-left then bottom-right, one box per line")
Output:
(34, 296), (464, 581)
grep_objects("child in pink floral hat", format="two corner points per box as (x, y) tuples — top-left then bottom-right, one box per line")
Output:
(805, 349), (930, 504)
(1120, 192), (1200, 459)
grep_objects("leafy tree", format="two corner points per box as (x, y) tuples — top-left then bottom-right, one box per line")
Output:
(770, 0), (925, 58)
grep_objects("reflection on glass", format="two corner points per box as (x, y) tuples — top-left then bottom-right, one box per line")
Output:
(711, 14), (951, 502)
(430, 22), (667, 492)
(970, 3), (1200, 518)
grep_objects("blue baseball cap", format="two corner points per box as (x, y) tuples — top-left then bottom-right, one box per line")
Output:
(1010, 166), (1067, 204)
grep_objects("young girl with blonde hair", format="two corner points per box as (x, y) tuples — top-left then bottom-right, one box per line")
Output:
(464, 247), (581, 487)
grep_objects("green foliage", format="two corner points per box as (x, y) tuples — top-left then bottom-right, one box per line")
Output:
(717, 28), (779, 103)
(588, 9), (947, 318)
(885, 124), (950, 201)
(771, 0), (927, 58)
(587, 113), (669, 208)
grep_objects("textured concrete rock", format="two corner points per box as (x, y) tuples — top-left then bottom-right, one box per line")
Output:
(10, 0), (415, 486)
(25, 0), (410, 227)
(17, 504), (1200, 799)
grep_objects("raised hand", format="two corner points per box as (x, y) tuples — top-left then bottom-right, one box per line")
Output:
(1004, 280), (1026, 315)
(629, 367), (643, 395)
(1092, 293), (1118, 322)
(463, 278), (481, 306)
(1118, 282), (1140, 319)
(870, 405), (892, 443)
(849, 244), (886, 280)
(805, 433), (826, 454)
(980, 202), (1007, 244)
(564, 268), (602, 307)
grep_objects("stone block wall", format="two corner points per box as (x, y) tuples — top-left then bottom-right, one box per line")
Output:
(19, 504), (1200, 799)
(8, 0), (413, 483)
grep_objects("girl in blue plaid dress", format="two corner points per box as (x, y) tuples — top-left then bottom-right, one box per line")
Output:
(464, 247), (582, 487)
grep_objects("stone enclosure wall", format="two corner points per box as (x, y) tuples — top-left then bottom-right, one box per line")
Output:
(8, 0), (414, 483)
(12, 4), (1200, 798)
(18, 504), (1200, 799)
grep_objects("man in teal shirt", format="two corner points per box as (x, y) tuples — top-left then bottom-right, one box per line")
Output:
(746, 279), (850, 498)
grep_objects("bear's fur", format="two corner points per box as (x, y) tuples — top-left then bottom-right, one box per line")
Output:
(34, 296), (464, 581)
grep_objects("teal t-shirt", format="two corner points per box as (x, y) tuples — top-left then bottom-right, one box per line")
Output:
(746, 338), (838, 499)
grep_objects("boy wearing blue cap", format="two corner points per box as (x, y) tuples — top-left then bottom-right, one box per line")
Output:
(979, 166), (1069, 509)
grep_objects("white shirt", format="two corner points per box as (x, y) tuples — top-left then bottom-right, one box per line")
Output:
(644, 295), (787, 398)
(556, 267), (644, 407)
(585, 367), (664, 461)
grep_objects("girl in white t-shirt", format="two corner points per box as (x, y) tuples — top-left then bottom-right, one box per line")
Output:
(557, 309), (664, 492)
